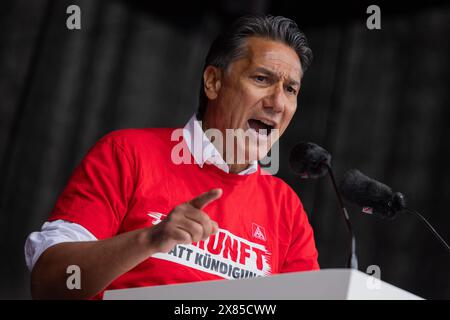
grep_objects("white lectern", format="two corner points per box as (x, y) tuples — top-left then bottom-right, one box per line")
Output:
(103, 269), (422, 300)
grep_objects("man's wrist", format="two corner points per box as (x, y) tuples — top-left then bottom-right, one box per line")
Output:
(136, 227), (158, 257)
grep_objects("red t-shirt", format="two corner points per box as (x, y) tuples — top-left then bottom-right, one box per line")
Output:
(49, 128), (319, 299)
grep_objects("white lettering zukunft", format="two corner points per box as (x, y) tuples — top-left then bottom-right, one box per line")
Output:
(152, 228), (271, 279)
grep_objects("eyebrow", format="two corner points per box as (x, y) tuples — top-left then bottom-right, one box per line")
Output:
(253, 67), (301, 88)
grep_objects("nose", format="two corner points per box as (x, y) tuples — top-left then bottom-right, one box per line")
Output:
(264, 83), (285, 114)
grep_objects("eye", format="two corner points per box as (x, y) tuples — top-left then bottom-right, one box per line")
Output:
(254, 75), (268, 83)
(286, 86), (297, 95)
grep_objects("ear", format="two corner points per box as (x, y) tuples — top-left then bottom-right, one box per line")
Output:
(203, 66), (222, 101)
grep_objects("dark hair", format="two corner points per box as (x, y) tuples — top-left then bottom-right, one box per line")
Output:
(196, 15), (313, 120)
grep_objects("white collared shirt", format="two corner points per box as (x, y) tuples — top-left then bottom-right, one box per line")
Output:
(24, 114), (258, 271)
(183, 114), (258, 175)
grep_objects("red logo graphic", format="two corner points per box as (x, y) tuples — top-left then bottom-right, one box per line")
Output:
(252, 223), (266, 241)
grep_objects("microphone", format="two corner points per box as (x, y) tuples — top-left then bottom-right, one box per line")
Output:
(289, 142), (331, 179)
(340, 169), (450, 253)
(289, 142), (358, 269)
(339, 169), (406, 219)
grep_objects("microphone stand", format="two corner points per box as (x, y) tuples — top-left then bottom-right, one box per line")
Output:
(324, 163), (358, 269)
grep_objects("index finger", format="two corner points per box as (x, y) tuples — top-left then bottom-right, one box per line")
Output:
(189, 188), (222, 209)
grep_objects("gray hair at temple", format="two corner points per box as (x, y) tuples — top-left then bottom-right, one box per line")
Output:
(197, 15), (313, 120)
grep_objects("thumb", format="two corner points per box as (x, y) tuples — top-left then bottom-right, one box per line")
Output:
(189, 188), (222, 209)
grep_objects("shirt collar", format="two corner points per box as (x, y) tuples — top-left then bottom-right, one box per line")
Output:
(183, 114), (258, 175)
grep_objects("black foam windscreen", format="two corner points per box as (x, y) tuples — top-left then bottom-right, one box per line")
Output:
(289, 142), (331, 179)
(340, 169), (395, 215)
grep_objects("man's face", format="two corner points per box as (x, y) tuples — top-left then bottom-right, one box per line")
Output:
(203, 37), (302, 164)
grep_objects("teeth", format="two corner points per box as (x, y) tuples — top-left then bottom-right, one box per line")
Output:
(258, 119), (274, 127)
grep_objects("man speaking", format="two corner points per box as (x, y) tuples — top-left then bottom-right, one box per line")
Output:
(25, 15), (319, 299)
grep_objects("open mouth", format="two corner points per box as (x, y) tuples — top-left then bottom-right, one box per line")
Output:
(247, 118), (275, 136)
